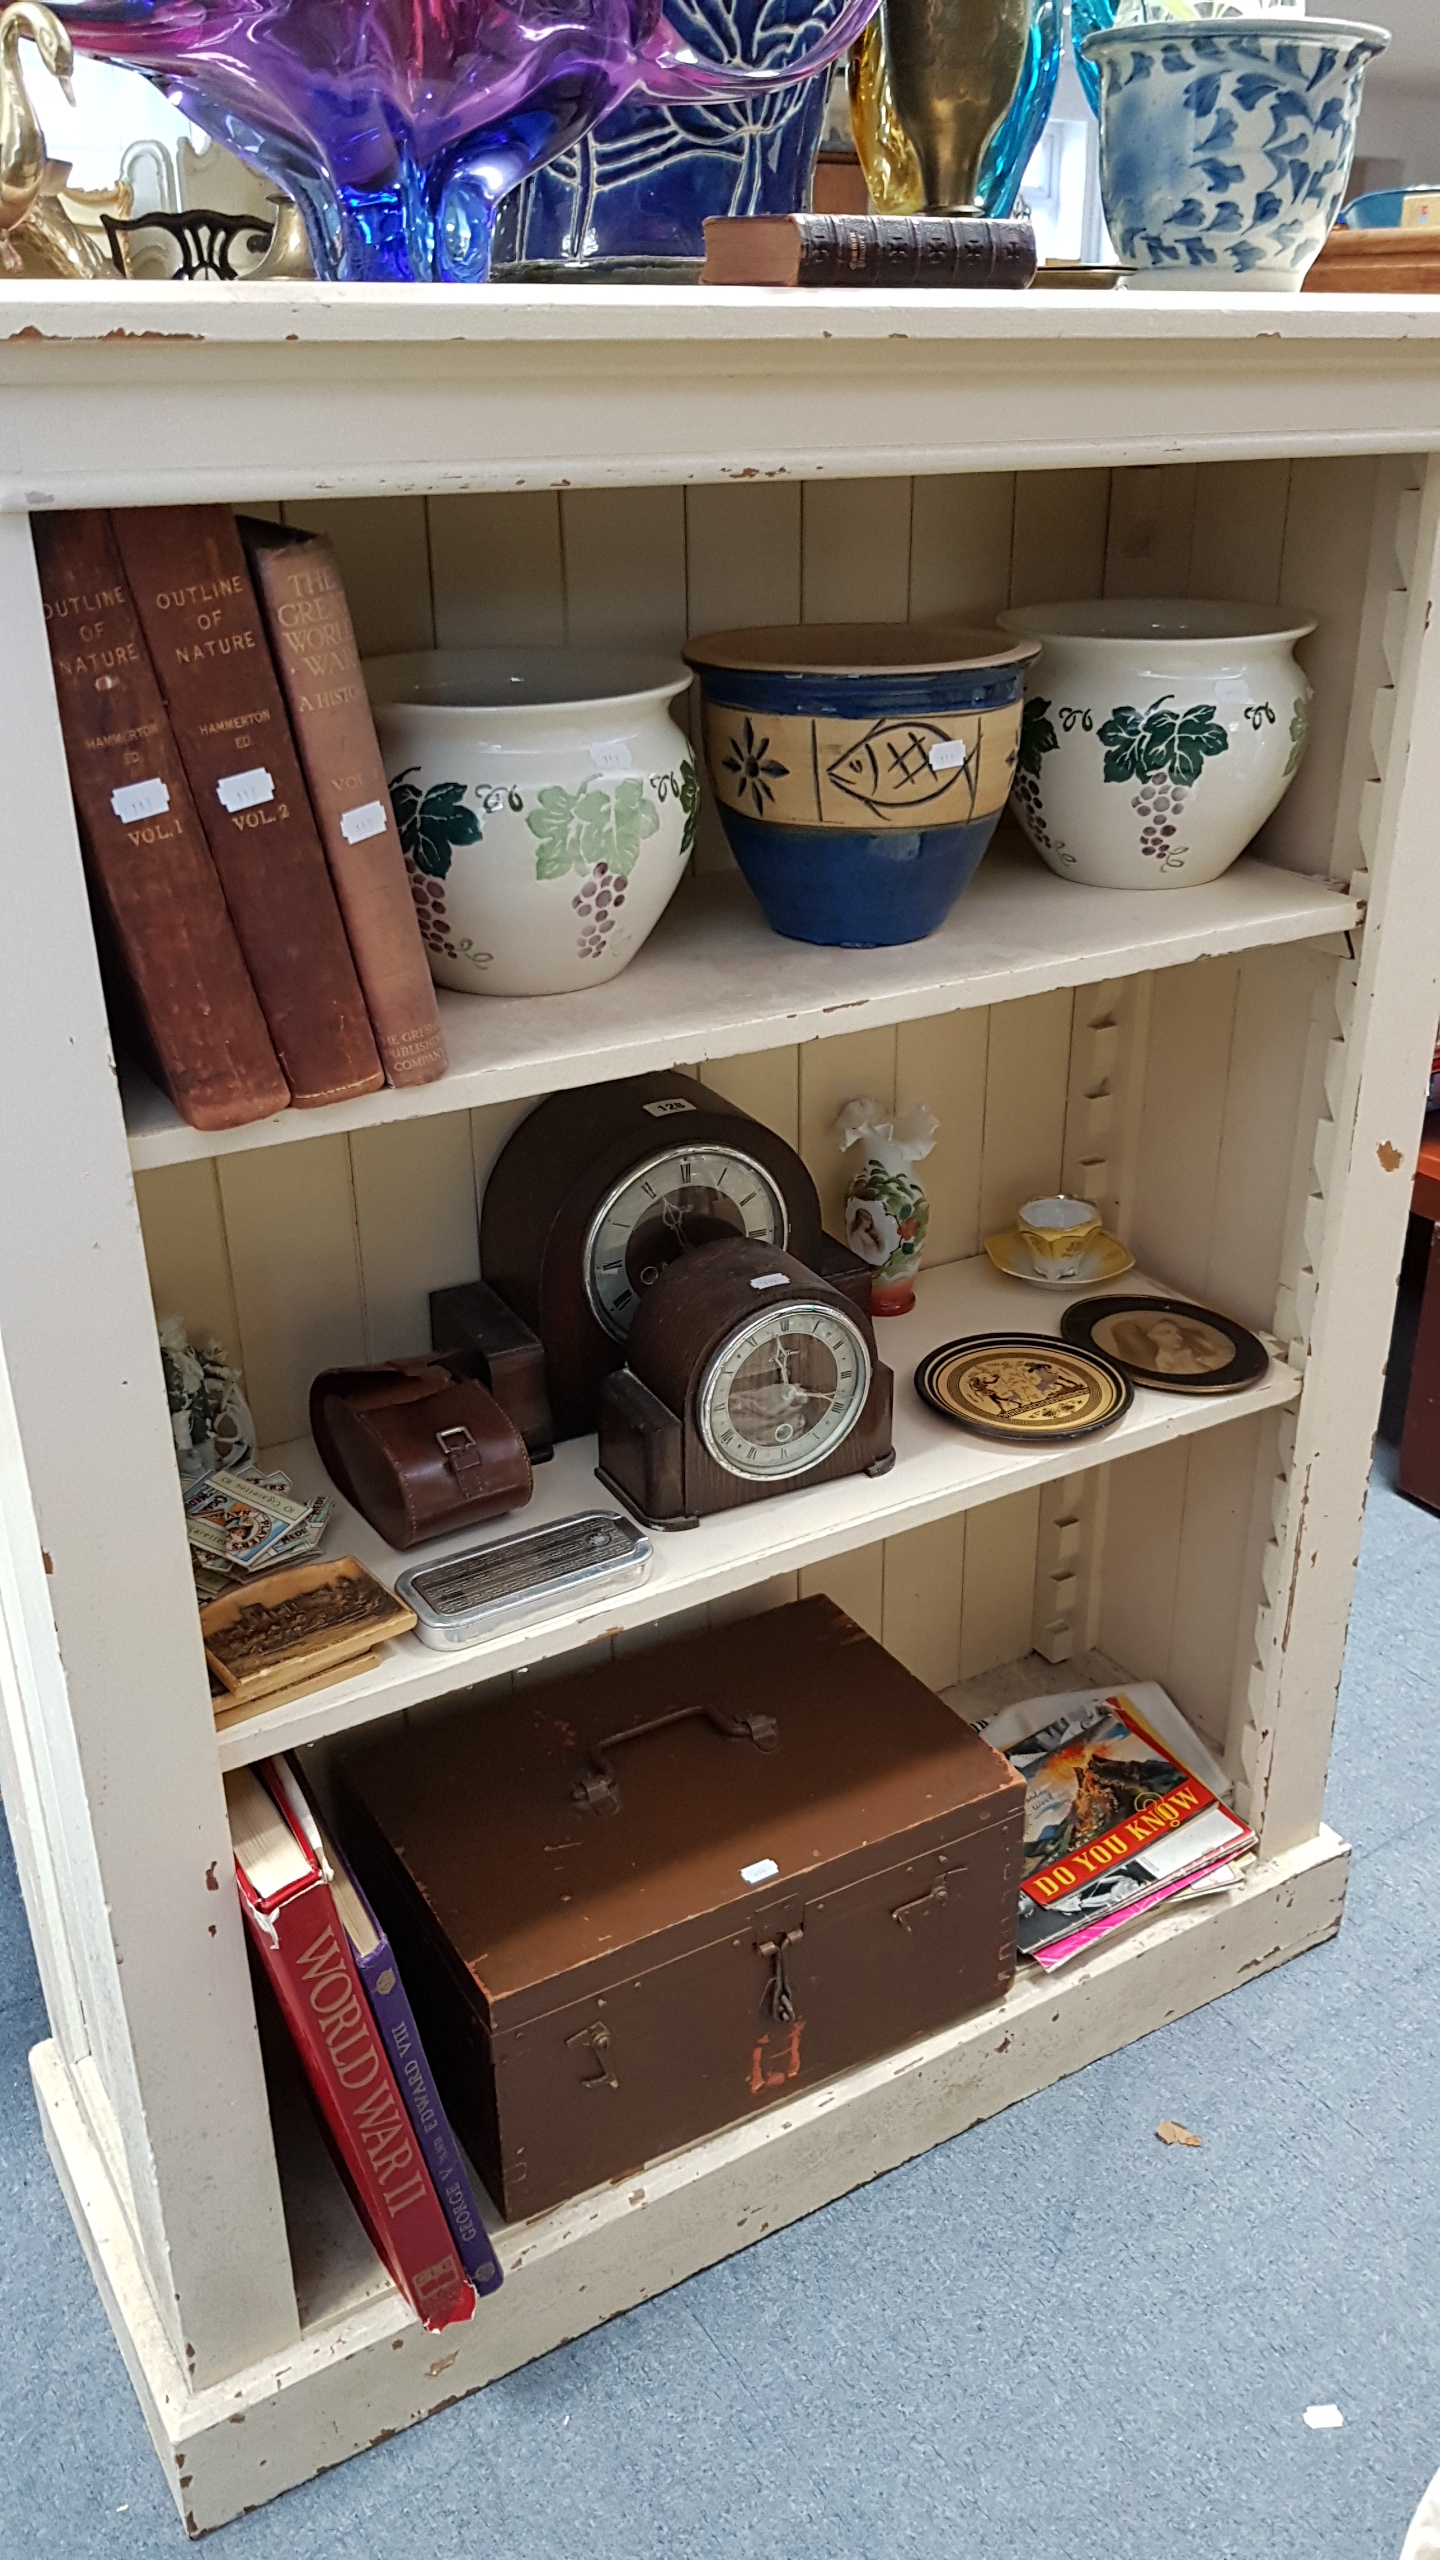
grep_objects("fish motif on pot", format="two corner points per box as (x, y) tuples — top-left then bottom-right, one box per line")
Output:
(825, 720), (974, 817)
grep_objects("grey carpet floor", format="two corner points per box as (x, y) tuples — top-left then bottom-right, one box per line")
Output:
(2, 1432), (1436, 2556)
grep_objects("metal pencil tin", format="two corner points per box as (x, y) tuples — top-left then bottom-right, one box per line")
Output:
(396, 1510), (652, 1652)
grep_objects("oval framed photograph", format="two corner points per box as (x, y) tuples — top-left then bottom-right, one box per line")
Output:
(1059, 1296), (1269, 1397)
(914, 1333), (1133, 1444)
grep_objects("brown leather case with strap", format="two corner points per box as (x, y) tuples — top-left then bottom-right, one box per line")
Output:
(310, 1359), (533, 1551)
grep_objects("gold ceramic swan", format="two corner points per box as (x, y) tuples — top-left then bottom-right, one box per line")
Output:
(0, 2), (109, 276)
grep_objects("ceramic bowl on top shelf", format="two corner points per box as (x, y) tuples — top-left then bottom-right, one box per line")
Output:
(365, 650), (696, 997)
(1082, 16), (1389, 293)
(682, 622), (1041, 949)
(996, 599), (1316, 890)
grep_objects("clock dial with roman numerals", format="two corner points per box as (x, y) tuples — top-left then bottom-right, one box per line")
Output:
(583, 1146), (788, 1342)
(697, 1301), (871, 1482)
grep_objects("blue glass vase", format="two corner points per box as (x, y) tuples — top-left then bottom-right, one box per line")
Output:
(1070, 0), (1114, 115)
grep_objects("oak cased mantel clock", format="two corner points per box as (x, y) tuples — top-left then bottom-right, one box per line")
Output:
(438, 1073), (872, 1444)
(597, 1236), (895, 1528)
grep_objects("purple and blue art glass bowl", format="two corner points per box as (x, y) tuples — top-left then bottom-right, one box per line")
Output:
(683, 624), (1041, 950)
(52, 0), (880, 280)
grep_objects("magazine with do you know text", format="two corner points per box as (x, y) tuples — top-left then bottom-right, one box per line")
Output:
(976, 1683), (1256, 1968)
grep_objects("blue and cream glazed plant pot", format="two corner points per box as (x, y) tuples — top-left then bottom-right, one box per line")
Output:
(997, 600), (1316, 890)
(683, 623), (1040, 949)
(365, 650), (696, 995)
(1082, 15), (1389, 290)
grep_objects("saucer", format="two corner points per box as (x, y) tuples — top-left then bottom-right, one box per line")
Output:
(985, 1227), (1136, 1289)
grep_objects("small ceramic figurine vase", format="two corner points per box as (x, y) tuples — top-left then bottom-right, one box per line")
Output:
(159, 1315), (257, 1483)
(836, 1097), (939, 1316)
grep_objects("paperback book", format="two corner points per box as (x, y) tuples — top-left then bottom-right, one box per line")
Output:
(977, 1682), (1255, 1971)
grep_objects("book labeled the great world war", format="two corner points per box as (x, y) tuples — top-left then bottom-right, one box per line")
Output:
(982, 1684), (1255, 1968)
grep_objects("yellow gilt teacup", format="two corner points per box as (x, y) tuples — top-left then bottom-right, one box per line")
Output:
(1016, 1196), (1103, 1280)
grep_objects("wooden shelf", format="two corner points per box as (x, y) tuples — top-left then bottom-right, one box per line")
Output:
(126, 835), (1359, 1170)
(6, 284), (1440, 508)
(214, 1254), (1300, 1771)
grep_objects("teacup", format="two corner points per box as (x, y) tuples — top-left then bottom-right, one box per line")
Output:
(1016, 1196), (1102, 1280)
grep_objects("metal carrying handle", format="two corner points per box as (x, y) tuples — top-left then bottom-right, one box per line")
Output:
(565, 2022), (619, 2091)
(571, 1700), (778, 1816)
(892, 1875), (954, 1931)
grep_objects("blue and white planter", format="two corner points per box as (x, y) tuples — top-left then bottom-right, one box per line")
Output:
(1082, 16), (1389, 291)
(683, 625), (1039, 950)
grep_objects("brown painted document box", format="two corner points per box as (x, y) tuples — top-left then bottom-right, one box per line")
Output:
(338, 1596), (1025, 2220)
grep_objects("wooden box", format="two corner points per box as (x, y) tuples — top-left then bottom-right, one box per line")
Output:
(337, 1595), (1025, 2219)
(1304, 227), (1440, 293)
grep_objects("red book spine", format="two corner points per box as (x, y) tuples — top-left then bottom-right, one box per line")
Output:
(236, 1850), (474, 2334)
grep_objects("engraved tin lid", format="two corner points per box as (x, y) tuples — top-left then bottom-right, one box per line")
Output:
(682, 622), (1041, 677)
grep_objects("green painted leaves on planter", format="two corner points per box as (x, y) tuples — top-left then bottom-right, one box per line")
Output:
(389, 768), (482, 878)
(526, 777), (660, 881)
(1098, 697), (1229, 788)
(1018, 696), (1060, 777)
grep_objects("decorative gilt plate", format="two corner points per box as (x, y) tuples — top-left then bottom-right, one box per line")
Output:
(1059, 1296), (1270, 1397)
(914, 1333), (1133, 1443)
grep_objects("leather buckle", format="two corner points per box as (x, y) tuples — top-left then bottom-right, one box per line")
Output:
(436, 1423), (484, 1492)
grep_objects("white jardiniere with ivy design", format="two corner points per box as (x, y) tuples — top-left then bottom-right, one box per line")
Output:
(996, 600), (1315, 891)
(365, 649), (698, 994)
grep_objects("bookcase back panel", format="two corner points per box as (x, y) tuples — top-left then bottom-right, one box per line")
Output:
(137, 983), (1122, 1446)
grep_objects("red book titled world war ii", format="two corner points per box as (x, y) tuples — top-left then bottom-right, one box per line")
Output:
(226, 1763), (475, 2334)
(113, 505), (384, 1109)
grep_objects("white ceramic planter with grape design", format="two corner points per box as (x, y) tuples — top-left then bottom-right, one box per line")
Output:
(995, 601), (1315, 890)
(365, 649), (697, 995)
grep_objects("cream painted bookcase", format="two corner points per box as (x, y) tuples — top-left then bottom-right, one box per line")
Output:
(1, 288), (1438, 2534)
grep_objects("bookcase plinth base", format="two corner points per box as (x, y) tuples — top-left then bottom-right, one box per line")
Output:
(33, 1823), (1349, 2537)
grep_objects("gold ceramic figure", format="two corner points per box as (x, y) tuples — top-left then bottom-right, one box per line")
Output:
(849, 0), (1031, 215)
(0, 3), (111, 277)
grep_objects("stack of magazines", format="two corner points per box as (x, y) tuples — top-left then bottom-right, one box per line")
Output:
(977, 1682), (1256, 1973)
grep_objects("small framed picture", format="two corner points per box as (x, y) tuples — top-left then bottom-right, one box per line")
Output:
(1059, 1296), (1269, 1397)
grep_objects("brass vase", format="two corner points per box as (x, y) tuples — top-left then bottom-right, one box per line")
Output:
(849, 0), (1032, 216)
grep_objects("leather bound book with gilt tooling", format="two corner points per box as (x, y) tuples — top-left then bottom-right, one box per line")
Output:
(32, 509), (290, 1133)
(700, 213), (1037, 288)
(238, 516), (446, 1090)
(112, 505), (384, 1109)
(336, 1594), (1026, 2220)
